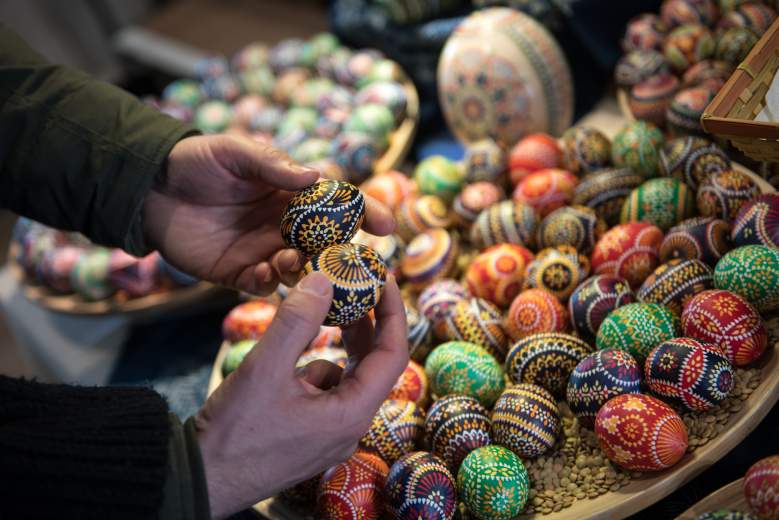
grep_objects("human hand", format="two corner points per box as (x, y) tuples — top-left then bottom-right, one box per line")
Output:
(194, 271), (408, 519)
(143, 134), (394, 295)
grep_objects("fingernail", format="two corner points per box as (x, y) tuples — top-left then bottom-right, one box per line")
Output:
(298, 271), (331, 297)
(295, 365), (308, 378)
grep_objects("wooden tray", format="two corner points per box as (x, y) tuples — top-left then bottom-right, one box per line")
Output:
(374, 75), (419, 174)
(676, 478), (748, 519)
(617, 88), (636, 124)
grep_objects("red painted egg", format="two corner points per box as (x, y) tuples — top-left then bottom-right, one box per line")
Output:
(222, 300), (278, 343)
(508, 133), (562, 186)
(744, 455), (779, 520)
(465, 243), (534, 308)
(317, 450), (389, 520)
(388, 360), (429, 407)
(512, 168), (579, 217)
(591, 222), (665, 289)
(504, 288), (570, 341)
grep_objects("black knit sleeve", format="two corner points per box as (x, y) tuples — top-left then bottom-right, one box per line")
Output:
(0, 375), (172, 519)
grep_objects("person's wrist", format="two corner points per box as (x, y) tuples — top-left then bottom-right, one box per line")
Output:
(194, 414), (233, 520)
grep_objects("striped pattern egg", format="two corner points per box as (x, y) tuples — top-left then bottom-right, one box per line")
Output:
(360, 399), (425, 465)
(682, 289), (768, 366)
(452, 182), (505, 229)
(537, 205), (607, 255)
(505, 288), (570, 341)
(508, 133), (563, 185)
(491, 384), (560, 458)
(621, 178), (695, 232)
(525, 245), (591, 302)
(389, 360), (429, 407)
(623, 14), (668, 52)
(568, 275), (636, 342)
(506, 332), (594, 398)
(414, 155), (465, 204)
(567, 349), (642, 428)
(595, 393), (688, 471)
(424, 341), (505, 408)
(385, 452), (457, 520)
(418, 279), (470, 340)
(682, 59), (734, 89)
(465, 243), (533, 308)
(720, 3), (777, 35)
(222, 300), (278, 342)
(457, 445), (530, 520)
(464, 138), (506, 183)
(424, 395), (491, 474)
(715, 27), (759, 66)
(659, 137), (732, 190)
(714, 245), (779, 312)
(401, 229), (459, 291)
(317, 450), (389, 520)
(663, 24), (715, 72)
(407, 306), (434, 363)
(611, 121), (664, 178)
(732, 193), (779, 249)
(591, 222), (665, 289)
(629, 73), (679, 126)
(637, 259), (714, 315)
(660, 216), (732, 266)
(470, 200), (539, 250)
(396, 195), (451, 242)
(512, 168), (579, 217)
(697, 169), (760, 221)
(561, 126), (612, 175)
(443, 298), (509, 361)
(573, 167), (647, 226)
(596, 302), (680, 361)
(744, 455), (779, 520)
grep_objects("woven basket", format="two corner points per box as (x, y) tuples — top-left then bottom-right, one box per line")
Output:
(701, 18), (779, 163)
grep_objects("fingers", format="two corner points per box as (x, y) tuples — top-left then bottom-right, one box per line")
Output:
(362, 195), (395, 237)
(219, 135), (319, 190)
(341, 315), (375, 373)
(297, 359), (343, 391)
(270, 249), (305, 287)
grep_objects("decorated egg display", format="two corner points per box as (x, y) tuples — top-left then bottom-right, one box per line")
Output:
(561, 126), (612, 175)
(401, 229), (459, 291)
(71, 249), (115, 301)
(567, 349), (642, 428)
(194, 100), (233, 133)
(39, 246), (84, 294)
(508, 133), (562, 185)
(506, 332), (594, 398)
(438, 8), (573, 146)
(645, 337), (734, 411)
(720, 3), (777, 34)
(512, 168), (579, 217)
(281, 180), (365, 256)
(660, 216), (732, 265)
(661, 0), (719, 28)
(465, 243), (533, 308)
(331, 132), (381, 184)
(568, 275), (636, 342)
(731, 193), (779, 248)
(621, 177), (695, 231)
(317, 450), (389, 520)
(303, 243), (386, 326)
(452, 182), (505, 229)
(637, 258), (714, 314)
(470, 200), (539, 250)
(714, 245), (779, 312)
(388, 361), (429, 406)
(443, 298), (509, 361)
(573, 167), (647, 226)
(424, 341), (505, 408)
(536, 205), (606, 254)
(464, 138), (506, 183)
(525, 245), (591, 302)
(385, 452), (457, 520)
(360, 399), (425, 465)
(352, 230), (403, 276)
(667, 86), (716, 136)
(418, 279), (470, 339)
(716, 27), (760, 65)
(663, 24), (715, 71)
(355, 81), (407, 122)
(629, 73), (680, 126)
(457, 445), (530, 520)
(221, 340), (255, 376)
(290, 138), (331, 164)
(591, 222), (665, 289)
(505, 288), (570, 341)
(693, 510), (758, 520)
(596, 302), (681, 360)
(623, 13), (669, 51)
(222, 300), (278, 342)
(611, 121), (664, 178)
(615, 50), (672, 87)
(361, 170), (415, 211)
(682, 59), (735, 89)
(395, 195), (451, 242)
(744, 455), (779, 520)
(659, 136), (731, 190)
(595, 393), (688, 471)
(414, 155), (464, 204)
(491, 384), (560, 458)
(424, 395), (491, 473)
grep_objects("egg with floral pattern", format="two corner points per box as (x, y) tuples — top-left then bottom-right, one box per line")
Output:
(596, 302), (681, 361)
(663, 24), (715, 71)
(465, 243), (533, 308)
(621, 178), (695, 232)
(568, 275), (636, 342)
(360, 399), (425, 465)
(537, 205), (607, 255)
(317, 450), (389, 520)
(714, 245), (779, 312)
(561, 126), (612, 175)
(443, 298), (509, 361)
(698, 169), (760, 222)
(385, 451), (457, 520)
(505, 288), (570, 341)
(457, 445), (530, 520)
(388, 360), (429, 407)
(591, 222), (665, 289)
(418, 279), (470, 339)
(222, 300), (278, 342)
(731, 193), (779, 249)
(637, 258), (714, 315)
(611, 121), (664, 178)
(573, 167), (647, 226)
(660, 216), (732, 266)
(525, 245), (591, 302)
(491, 383), (560, 458)
(424, 341), (505, 408)
(744, 455), (779, 520)
(424, 395), (491, 473)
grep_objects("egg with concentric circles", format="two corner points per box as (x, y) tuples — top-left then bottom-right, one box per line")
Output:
(457, 445), (529, 520)
(573, 167), (647, 226)
(660, 216), (732, 266)
(401, 229), (459, 291)
(317, 450), (388, 520)
(596, 302), (680, 361)
(396, 195), (451, 242)
(731, 193), (779, 248)
(561, 126), (612, 175)
(360, 399), (425, 465)
(491, 384), (560, 458)
(621, 178), (695, 232)
(505, 288), (570, 341)
(744, 455), (779, 520)
(637, 258), (714, 315)
(465, 243), (533, 308)
(418, 279), (469, 339)
(537, 205), (606, 255)
(424, 395), (491, 473)
(222, 300), (277, 342)
(591, 222), (665, 289)
(568, 275), (636, 342)
(525, 245), (591, 301)
(714, 245), (779, 312)
(385, 451), (457, 520)
(470, 200), (539, 250)
(424, 341), (505, 408)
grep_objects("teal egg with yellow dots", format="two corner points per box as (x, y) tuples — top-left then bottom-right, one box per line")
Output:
(344, 103), (395, 149)
(221, 340), (255, 376)
(457, 445), (529, 520)
(621, 177), (695, 231)
(611, 121), (665, 178)
(714, 245), (779, 313)
(596, 302), (681, 361)
(415, 155), (465, 204)
(491, 383), (560, 458)
(424, 341), (505, 408)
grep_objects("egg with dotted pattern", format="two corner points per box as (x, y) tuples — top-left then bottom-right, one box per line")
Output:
(385, 451), (458, 520)
(465, 243), (534, 308)
(568, 274), (636, 343)
(596, 302), (680, 361)
(660, 216), (732, 266)
(424, 341), (505, 408)
(443, 298), (509, 361)
(359, 399), (425, 465)
(424, 395), (491, 474)
(731, 193), (779, 249)
(611, 121), (664, 178)
(418, 279), (470, 339)
(561, 126), (612, 175)
(504, 288), (570, 341)
(537, 205), (607, 255)
(621, 177), (695, 232)
(491, 383), (560, 458)
(470, 200), (539, 250)
(591, 222), (665, 290)
(525, 245), (591, 302)
(714, 245), (779, 312)
(659, 136), (732, 191)
(663, 24), (715, 72)
(317, 450), (389, 520)
(637, 258), (714, 315)
(388, 360), (429, 407)
(573, 167), (647, 226)
(401, 229), (459, 291)
(744, 455), (779, 520)
(457, 445), (530, 520)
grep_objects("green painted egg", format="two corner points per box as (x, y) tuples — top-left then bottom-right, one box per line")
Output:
(715, 27), (760, 66)
(194, 100), (233, 134)
(424, 341), (505, 408)
(611, 121), (665, 178)
(343, 103), (395, 149)
(414, 155), (465, 204)
(221, 340), (255, 376)
(596, 302), (680, 361)
(714, 245), (779, 312)
(457, 445), (529, 520)
(621, 178), (695, 231)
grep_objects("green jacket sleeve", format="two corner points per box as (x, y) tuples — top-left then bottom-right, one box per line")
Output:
(162, 414), (212, 520)
(0, 25), (197, 256)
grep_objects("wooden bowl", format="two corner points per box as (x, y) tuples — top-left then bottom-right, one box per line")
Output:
(676, 478), (748, 519)
(617, 88), (637, 123)
(374, 75), (419, 174)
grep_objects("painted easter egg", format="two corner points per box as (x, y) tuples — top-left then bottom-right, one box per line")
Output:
(303, 243), (386, 326)
(194, 100), (233, 133)
(457, 445), (529, 520)
(407, 305), (434, 362)
(660, 216), (732, 266)
(596, 302), (681, 361)
(504, 288), (570, 341)
(662, 0), (719, 28)
(162, 79), (203, 108)
(637, 258), (713, 314)
(591, 222), (665, 289)
(561, 126), (612, 175)
(470, 200), (539, 250)
(645, 337), (734, 411)
(508, 133), (563, 186)
(360, 399), (425, 465)
(465, 243), (533, 308)
(491, 384), (560, 458)
(201, 74), (241, 102)
(623, 13), (669, 51)
(331, 132), (381, 184)
(719, 3), (777, 35)
(464, 138), (507, 183)
(659, 136), (731, 190)
(567, 349), (642, 428)
(70, 249), (115, 301)
(568, 275), (636, 342)
(221, 339), (255, 376)
(232, 41), (268, 70)
(361, 170), (415, 211)
(414, 156), (464, 204)
(536, 205), (607, 255)
(716, 27), (760, 66)
(39, 246), (84, 294)
(512, 168), (579, 217)
(611, 121), (664, 178)
(621, 177), (695, 232)
(629, 73), (680, 126)
(290, 138), (331, 165)
(418, 279), (470, 339)
(714, 245), (779, 312)
(317, 450), (389, 520)
(667, 86), (717, 137)
(744, 455), (779, 520)
(240, 67), (275, 98)
(385, 452), (457, 520)
(401, 229), (459, 290)
(352, 230), (403, 276)
(222, 300), (277, 342)
(694, 510), (758, 520)
(388, 361), (429, 407)
(663, 24), (715, 71)
(573, 168), (646, 227)
(525, 245), (591, 302)
(595, 393), (688, 471)
(396, 195), (451, 242)
(615, 49), (671, 87)
(296, 345), (349, 369)
(424, 395), (491, 473)
(682, 59), (735, 90)
(355, 81), (408, 123)
(452, 182), (505, 229)
(438, 8), (573, 146)
(443, 298), (509, 361)
(424, 341), (505, 408)
(731, 193), (779, 248)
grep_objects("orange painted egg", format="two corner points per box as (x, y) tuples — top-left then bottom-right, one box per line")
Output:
(512, 168), (579, 217)
(591, 222), (665, 289)
(222, 300), (277, 342)
(317, 451), (389, 520)
(465, 243), (534, 308)
(360, 170), (416, 211)
(388, 360), (429, 407)
(504, 288), (570, 341)
(508, 133), (562, 186)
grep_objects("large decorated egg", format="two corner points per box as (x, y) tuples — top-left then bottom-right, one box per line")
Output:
(443, 298), (508, 361)
(621, 177), (695, 231)
(697, 169), (760, 221)
(645, 337), (734, 411)
(508, 133), (562, 185)
(385, 452), (457, 520)
(629, 73), (679, 126)
(424, 341), (505, 408)
(70, 249), (115, 301)
(470, 200), (539, 250)
(512, 168), (579, 217)
(438, 8), (573, 146)
(407, 306), (434, 362)
(611, 121), (664, 178)
(361, 170), (415, 211)
(536, 205), (606, 255)
(744, 455), (779, 520)
(567, 349), (641, 428)
(418, 279), (470, 339)
(573, 167), (647, 226)
(591, 222), (665, 289)
(660, 216), (732, 266)
(505, 332), (594, 398)
(221, 339), (255, 376)
(360, 399), (425, 465)
(596, 302), (680, 360)
(525, 245), (591, 301)
(464, 138), (506, 183)
(222, 300), (278, 342)
(401, 229), (459, 290)
(395, 195), (451, 242)
(661, 0), (719, 28)
(660, 137), (731, 191)
(682, 289), (768, 366)
(491, 384), (560, 458)
(561, 126), (612, 175)
(457, 445), (529, 520)
(352, 230), (403, 276)
(317, 450), (389, 520)
(615, 49), (671, 87)
(623, 13), (668, 51)
(664, 24), (715, 71)
(452, 182), (505, 229)
(414, 155), (464, 204)
(465, 243), (533, 308)
(667, 86), (717, 136)
(388, 360), (429, 407)
(595, 393), (688, 471)
(303, 243), (386, 326)
(568, 275), (636, 342)
(424, 395), (491, 473)
(637, 258), (714, 315)
(504, 288), (570, 341)
(714, 245), (779, 312)
(731, 193), (779, 248)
